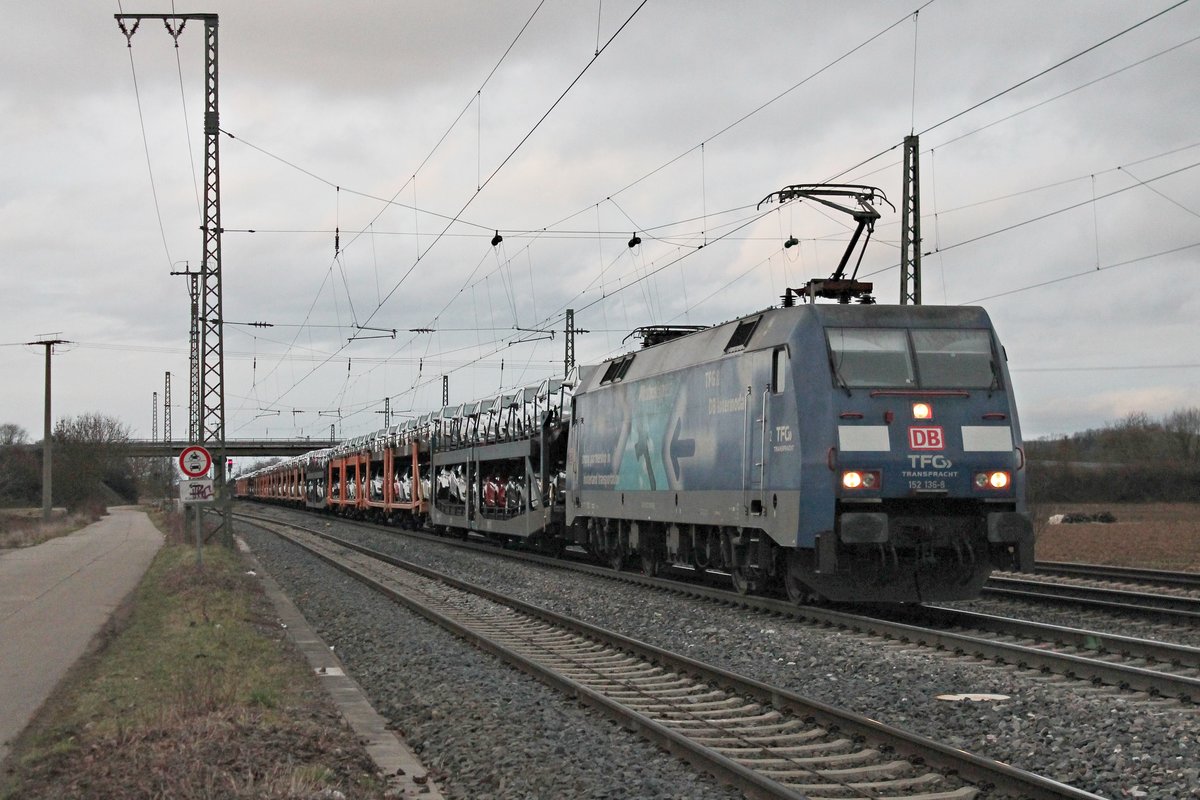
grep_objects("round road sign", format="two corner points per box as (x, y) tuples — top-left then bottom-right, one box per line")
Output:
(179, 445), (213, 478)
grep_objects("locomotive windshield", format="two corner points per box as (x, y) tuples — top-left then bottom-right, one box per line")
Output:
(910, 329), (996, 388)
(827, 327), (999, 389)
(826, 328), (914, 388)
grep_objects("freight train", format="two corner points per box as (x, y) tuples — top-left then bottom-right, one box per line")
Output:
(236, 300), (1033, 603)
(235, 185), (1034, 603)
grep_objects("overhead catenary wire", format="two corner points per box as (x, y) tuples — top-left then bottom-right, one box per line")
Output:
(829, 0), (1197, 185)
(959, 240), (1200, 305)
(356, 0), (652, 333)
(170, 0), (202, 219)
(369, 0), (1197, 401)
(118, 13), (174, 269)
(239, 2), (649, 422)
(228, 3), (1200, 436)
(171, 3), (1200, 438)
(220, 0), (551, 419)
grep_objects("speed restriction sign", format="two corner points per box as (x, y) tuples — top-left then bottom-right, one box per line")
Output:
(179, 445), (212, 478)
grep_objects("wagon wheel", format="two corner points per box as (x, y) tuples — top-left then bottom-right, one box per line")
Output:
(608, 548), (625, 572)
(537, 534), (565, 558)
(640, 548), (659, 578)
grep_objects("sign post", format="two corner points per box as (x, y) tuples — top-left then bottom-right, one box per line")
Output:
(178, 446), (213, 566)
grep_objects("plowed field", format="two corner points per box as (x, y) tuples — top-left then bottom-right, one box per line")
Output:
(1031, 502), (1200, 571)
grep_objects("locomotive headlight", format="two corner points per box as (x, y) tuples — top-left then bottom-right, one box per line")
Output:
(842, 470), (880, 490)
(912, 402), (933, 420)
(974, 471), (1011, 490)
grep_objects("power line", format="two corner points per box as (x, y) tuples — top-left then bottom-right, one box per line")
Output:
(855, 157), (1200, 282)
(226, 6), (1199, 436)
(358, 0), (651, 332)
(251, 1), (651, 422)
(960, 240), (1200, 305)
(223, 1), (553, 423)
(829, 0), (1197, 184)
(118, 25), (174, 268)
(1013, 363), (1200, 372)
(920, 0), (1194, 139)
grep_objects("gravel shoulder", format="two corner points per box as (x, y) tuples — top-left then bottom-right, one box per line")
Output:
(241, 509), (1200, 799)
(241, 520), (743, 800)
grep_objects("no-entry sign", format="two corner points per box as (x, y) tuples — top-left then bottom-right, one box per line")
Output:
(179, 445), (213, 478)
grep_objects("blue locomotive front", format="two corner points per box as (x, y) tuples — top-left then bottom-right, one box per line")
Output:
(566, 302), (1032, 603)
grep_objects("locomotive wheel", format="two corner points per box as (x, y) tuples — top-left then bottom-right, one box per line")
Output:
(640, 549), (659, 578)
(783, 562), (813, 604)
(730, 567), (756, 596)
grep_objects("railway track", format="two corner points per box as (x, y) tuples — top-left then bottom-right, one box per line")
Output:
(1033, 561), (1200, 590)
(884, 605), (1200, 703)
(982, 574), (1200, 623)
(239, 511), (1102, 800)
(235, 505), (1199, 704)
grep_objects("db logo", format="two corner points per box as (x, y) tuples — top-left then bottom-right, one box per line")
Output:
(909, 426), (945, 450)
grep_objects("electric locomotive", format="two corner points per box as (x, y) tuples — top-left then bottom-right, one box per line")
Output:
(566, 301), (1032, 603)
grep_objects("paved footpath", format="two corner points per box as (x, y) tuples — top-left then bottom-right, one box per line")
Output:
(0, 507), (163, 764)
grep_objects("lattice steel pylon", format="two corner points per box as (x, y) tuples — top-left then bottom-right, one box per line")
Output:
(170, 268), (202, 442)
(187, 273), (201, 441)
(564, 309), (575, 378)
(164, 372), (172, 443)
(118, 12), (229, 539)
(900, 134), (922, 305)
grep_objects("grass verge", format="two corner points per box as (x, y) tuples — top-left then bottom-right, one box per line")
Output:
(0, 509), (100, 550)
(0, 509), (388, 799)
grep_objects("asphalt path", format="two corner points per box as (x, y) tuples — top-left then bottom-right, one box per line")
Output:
(0, 507), (163, 764)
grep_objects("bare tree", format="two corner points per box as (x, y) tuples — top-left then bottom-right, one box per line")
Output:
(53, 413), (135, 511)
(1165, 406), (1200, 464)
(0, 423), (28, 447)
(0, 424), (39, 507)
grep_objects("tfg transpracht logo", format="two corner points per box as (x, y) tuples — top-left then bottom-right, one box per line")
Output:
(908, 426), (944, 450)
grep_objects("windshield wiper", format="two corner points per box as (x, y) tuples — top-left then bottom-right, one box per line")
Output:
(829, 355), (852, 397)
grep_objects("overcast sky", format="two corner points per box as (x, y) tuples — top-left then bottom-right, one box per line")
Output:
(3, 1), (1198, 452)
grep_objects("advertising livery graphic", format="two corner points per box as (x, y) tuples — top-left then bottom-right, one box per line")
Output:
(579, 352), (791, 494)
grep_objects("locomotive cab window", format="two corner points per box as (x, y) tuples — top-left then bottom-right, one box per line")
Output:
(911, 329), (998, 388)
(771, 347), (788, 394)
(826, 328), (914, 388)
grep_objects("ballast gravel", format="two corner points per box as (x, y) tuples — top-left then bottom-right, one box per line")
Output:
(239, 512), (1200, 800)
(239, 523), (741, 800)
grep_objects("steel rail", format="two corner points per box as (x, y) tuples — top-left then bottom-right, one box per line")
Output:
(235, 505), (1199, 702)
(982, 576), (1200, 621)
(1031, 561), (1200, 590)
(914, 605), (1200, 670)
(238, 511), (1102, 800)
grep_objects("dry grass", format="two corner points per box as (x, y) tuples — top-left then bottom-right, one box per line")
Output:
(12, 707), (380, 800)
(0, 514), (388, 800)
(0, 510), (99, 550)
(1031, 502), (1200, 571)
